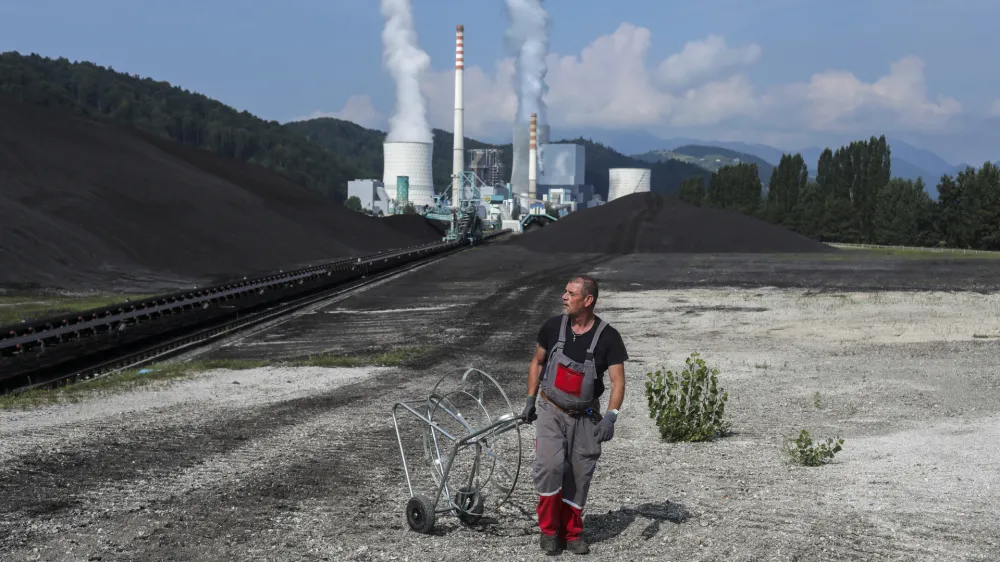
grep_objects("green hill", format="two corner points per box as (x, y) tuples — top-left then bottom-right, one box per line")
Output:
(635, 144), (776, 186)
(0, 51), (710, 205)
(0, 51), (368, 202)
(554, 138), (711, 198)
(289, 121), (710, 201)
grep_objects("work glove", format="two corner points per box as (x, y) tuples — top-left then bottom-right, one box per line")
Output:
(597, 410), (617, 442)
(521, 395), (537, 423)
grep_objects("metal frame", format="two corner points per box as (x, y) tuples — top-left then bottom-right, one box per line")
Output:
(422, 171), (487, 243)
(467, 148), (505, 191)
(391, 368), (524, 532)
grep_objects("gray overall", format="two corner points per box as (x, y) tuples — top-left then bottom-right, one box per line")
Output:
(532, 315), (611, 540)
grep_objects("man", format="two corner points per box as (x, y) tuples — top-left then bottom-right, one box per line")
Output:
(521, 275), (628, 555)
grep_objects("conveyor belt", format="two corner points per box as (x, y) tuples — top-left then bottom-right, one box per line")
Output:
(1, 230), (509, 394)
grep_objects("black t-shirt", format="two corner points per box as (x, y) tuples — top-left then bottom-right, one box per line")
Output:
(536, 314), (629, 397)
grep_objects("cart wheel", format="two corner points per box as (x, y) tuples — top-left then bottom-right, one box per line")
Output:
(405, 495), (436, 534)
(455, 487), (485, 525)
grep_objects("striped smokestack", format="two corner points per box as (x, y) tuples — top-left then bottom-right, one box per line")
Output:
(528, 112), (537, 199)
(451, 24), (464, 208)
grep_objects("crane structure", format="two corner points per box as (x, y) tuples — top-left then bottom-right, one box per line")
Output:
(423, 171), (494, 243)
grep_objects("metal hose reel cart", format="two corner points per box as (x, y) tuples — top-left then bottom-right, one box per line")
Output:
(391, 368), (525, 533)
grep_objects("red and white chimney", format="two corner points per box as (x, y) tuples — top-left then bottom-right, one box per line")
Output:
(451, 24), (464, 208)
(528, 112), (537, 200)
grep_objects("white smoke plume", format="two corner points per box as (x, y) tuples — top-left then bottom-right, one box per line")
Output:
(504, 0), (550, 124)
(380, 0), (432, 143)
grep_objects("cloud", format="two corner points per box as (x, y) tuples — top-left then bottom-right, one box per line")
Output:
(420, 59), (518, 138)
(991, 99), (1000, 117)
(324, 23), (963, 139)
(544, 24), (674, 128)
(289, 95), (386, 129)
(656, 34), (762, 90)
(776, 56), (962, 132)
(415, 23), (763, 135)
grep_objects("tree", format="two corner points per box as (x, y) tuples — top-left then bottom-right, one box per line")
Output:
(766, 153), (808, 226)
(0, 52), (718, 210)
(0, 52), (374, 203)
(873, 178), (924, 245)
(823, 197), (860, 243)
(791, 182), (825, 240)
(677, 176), (706, 206)
(345, 196), (362, 212)
(936, 162), (1000, 250)
(706, 163), (762, 215)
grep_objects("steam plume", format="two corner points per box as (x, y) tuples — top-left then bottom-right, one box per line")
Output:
(380, 0), (432, 143)
(504, 0), (550, 124)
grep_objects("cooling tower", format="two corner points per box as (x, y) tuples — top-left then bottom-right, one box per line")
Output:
(383, 141), (434, 207)
(510, 122), (550, 196)
(608, 168), (651, 201)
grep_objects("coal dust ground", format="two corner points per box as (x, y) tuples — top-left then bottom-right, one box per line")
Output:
(2, 246), (1000, 561)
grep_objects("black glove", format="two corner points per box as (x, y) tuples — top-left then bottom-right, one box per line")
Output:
(597, 410), (617, 442)
(521, 396), (537, 423)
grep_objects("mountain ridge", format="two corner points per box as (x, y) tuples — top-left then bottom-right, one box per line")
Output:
(584, 131), (985, 200)
(533, 128), (975, 199)
(632, 145), (776, 187)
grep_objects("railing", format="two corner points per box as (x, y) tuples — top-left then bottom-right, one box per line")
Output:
(828, 242), (1000, 255)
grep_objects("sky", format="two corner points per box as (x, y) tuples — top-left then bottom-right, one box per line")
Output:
(1, 0), (999, 165)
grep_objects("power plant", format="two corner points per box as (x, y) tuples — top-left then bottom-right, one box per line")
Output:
(608, 168), (652, 201)
(348, 17), (604, 236)
(468, 148), (504, 188)
(510, 121), (550, 196)
(382, 141), (434, 208)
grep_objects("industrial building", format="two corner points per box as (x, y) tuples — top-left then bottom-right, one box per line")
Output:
(347, 179), (391, 215)
(347, 21), (604, 237)
(534, 143), (602, 212)
(510, 122), (550, 196)
(505, 114), (604, 216)
(468, 148), (505, 190)
(607, 168), (651, 201)
(538, 143), (584, 188)
(382, 141), (435, 208)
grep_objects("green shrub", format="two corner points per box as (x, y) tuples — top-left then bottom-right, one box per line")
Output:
(792, 430), (844, 466)
(645, 352), (729, 442)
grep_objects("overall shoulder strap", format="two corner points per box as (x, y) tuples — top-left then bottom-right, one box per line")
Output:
(556, 315), (569, 344)
(586, 320), (609, 357)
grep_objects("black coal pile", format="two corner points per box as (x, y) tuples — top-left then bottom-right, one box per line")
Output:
(380, 214), (448, 242)
(509, 192), (836, 254)
(0, 99), (442, 290)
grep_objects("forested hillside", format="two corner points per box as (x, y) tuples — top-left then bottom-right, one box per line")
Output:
(286, 118), (514, 194)
(279, 121), (711, 200)
(0, 51), (375, 201)
(1, 52), (710, 205)
(554, 138), (711, 198)
(677, 135), (1000, 250)
(635, 145), (776, 186)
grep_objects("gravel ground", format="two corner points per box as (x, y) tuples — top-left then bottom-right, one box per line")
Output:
(2, 251), (1000, 561)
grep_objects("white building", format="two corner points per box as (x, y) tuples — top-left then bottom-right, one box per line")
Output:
(539, 144), (585, 188)
(607, 168), (651, 201)
(347, 179), (390, 216)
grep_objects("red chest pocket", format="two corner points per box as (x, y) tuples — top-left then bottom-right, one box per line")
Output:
(555, 363), (584, 396)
